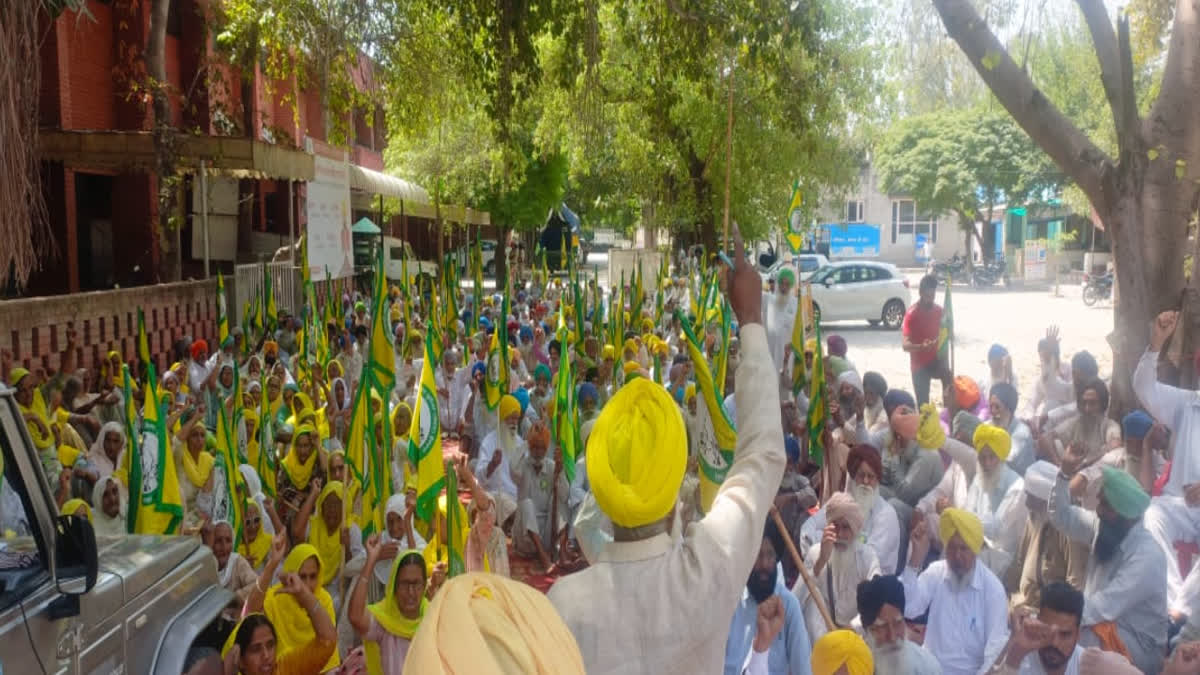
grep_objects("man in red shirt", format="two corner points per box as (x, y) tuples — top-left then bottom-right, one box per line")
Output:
(902, 275), (946, 406)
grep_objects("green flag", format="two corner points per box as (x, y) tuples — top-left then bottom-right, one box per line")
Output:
(807, 323), (827, 467)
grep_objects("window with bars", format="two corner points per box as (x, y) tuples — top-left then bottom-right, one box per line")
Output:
(891, 199), (937, 244)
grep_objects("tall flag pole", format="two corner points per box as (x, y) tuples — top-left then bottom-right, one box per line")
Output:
(213, 366), (244, 547)
(554, 309), (579, 482)
(217, 270), (229, 347)
(484, 273), (511, 409)
(263, 265), (278, 336)
(123, 358), (184, 535)
(409, 329), (444, 521)
(784, 180), (805, 253)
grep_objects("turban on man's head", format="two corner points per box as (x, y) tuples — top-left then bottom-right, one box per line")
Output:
(685, 383), (696, 402)
(988, 344), (1009, 362)
(586, 378), (686, 529)
(856, 575), (905, 628)
(1071, 350), (1099, 379)
(190, 339), (208, 360)
(1078, 648), (1141, 675)
(989, 382), (1018, 414)
(263, 341), (279, 357)
(1101, 465), (1150, 519)
(1122, 410), (1154, 439)
(882, 389), (916, 417)
(1023, 461), (1057, 501)
(623, 338), (639, 355)
(785, 436), (801, 463)
(972, 423), (1012, 461)
(846, 444), (883, 482)
(513, 388), (531, 414)
(828, 356), (851, 378)
(862, 372), (888, 397)
(533, 364), (552, 382)
(499, 395), (522, 421)
(404, 572), (586, 675)
(953, 376), (980, 409)
(776, 268), (796, 285)
(837, 370), (863, 395)
(811, 630), (873, 675)
(8, 367), (30, 387)
(623, 361), (643, 383)
(577, 382), (599, 405)
(825, 492), (865, 537)
(602, 345), (615, 360)
(952, 411), (983, 440)
(472, 362), (486, 379)
(938, 508), (983, 554)
(827, 335), (847, 358)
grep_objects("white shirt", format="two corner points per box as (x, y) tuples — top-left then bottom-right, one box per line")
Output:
(473, 430), (519, 499)
(801, 496), (900, 575)
(435, 366), (470, 432)
(1022, 363), (1073, 420)
(796, 543), (879, 643)
(1133, 349), (1200, 498)
(963, 467), (1027, 570)
(548, 324), (786, 675)
(1003, 644), (1083, 675)
(900, 560), (1010, 675)
(761, 293), (797, 374)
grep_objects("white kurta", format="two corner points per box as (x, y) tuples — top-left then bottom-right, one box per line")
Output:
(900, 560), (1010, 675)
(962, 466), (1027, 577)
(796, 543), (879, 644)
(547, 323), (786, 675)
(761, 293), (797, 374)
(801, 496), (901, 575)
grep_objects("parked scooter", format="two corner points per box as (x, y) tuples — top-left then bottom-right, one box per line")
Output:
(972, 256), (1010, 288)
(1082, 272), (1113, 306)
(927, 253), (967, 283)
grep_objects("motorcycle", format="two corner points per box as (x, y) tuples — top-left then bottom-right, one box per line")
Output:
(971, 257), (1010, 288)
(927, 253), (967, 283)
(1082, 272), (1113, 306)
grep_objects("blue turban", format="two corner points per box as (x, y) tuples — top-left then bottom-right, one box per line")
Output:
(785, 436), (801, 463)
(1122, 410), (1154, 439)
(472, 362), (486, 378)
(514, 388), (530, 414)
(988, 344), (1009, 361)
(1071, 351), (1099, 380)
(882, 389), (916, 417)
(578, 382), (599, 405)
(989, 382), (1019, 414)
(520, 325), (534, 342)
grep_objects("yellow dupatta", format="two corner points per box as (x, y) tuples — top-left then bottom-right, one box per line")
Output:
(262, 544), (340, 671)
(238, 504), (271, 569)
(180, 444), (215, 489)
(280, 424), (318, 489)
(308, 481), (344, 588)
(365, 550), (427, 674)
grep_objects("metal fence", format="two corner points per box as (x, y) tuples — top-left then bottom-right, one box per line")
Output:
(234, 261), (300, 327)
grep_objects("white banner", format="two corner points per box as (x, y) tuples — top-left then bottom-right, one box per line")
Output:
(307, 155), (353, 280)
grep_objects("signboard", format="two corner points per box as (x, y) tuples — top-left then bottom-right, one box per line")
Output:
(307, 155), (353, 280)
(191, 176), (239, 262)
(1024, 238), (1048, 280)
(823, 223), (881, 257)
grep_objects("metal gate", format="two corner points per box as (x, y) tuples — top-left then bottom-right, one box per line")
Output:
(234, 261), (300, 328)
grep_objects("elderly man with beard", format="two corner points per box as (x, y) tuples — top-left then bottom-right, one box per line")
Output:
(864, 390), (945, 540)
(856, 575), (941, 674)
(902, 508), (1010, 675)
(1042, 351), (1100, 431)
(989, 582), (1085, 675)
(1004, 462), (1088, 611)
(511, 421), (569, 571)
(1051, 443), (1166, 673)
(797, 492), (879, 643)
(801, 444), (901, 574)
(862, 372), (890, 433)
(473, 394), (525, 527)
(960, 424), (1027, 577)
(436, 348), (471, 439)
(1040, 380), (1120, 471)
(916, 411), (981, 554)
(723, 518), (813, 675)
(987, 384), (1036, 477)
(762, 266), (798, 374)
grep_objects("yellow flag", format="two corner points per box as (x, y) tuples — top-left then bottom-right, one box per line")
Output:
(676, 310), (736, 513)
(125, 367), (184, 535)
(408, 330), (444, 521)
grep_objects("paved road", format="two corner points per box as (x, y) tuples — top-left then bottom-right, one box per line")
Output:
(824, 274), (1114, 407)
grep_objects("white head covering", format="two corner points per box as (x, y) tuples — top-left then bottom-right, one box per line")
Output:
(374, 495), (416, 585)
(90, 475), (127, 536)
(1023, 460), (1057, 501)
(87, 422), (126, 480)
(330, 377), (350, 410)
(212, 520), (242, 586)
(237, 465), (275, 536)
(837, 370), (864, 395)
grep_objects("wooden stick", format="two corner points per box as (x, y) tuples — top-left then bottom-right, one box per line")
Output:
(721, 51), (736, 250)
(770, 506), (835, 631)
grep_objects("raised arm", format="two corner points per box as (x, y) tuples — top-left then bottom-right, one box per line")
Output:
(349, 534), (383, 636)
(290, 477), (322, 544)
(1047, 448), (1097, 546)
(243, 534), (287, 615)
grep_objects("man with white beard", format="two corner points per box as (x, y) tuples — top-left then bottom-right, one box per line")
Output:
(761, 266), (797, 374)
(960, 424), (1027, 578)
(796, 492), (879, 643)
(436, 348), (470, 438)
(855, 575), (941, 674)
(473, 394), (525, 526)
(802, 444), (900, 574)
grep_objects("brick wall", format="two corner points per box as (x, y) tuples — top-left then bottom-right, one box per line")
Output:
(63, 0), (117, 130)
(0, 280), (217, 378)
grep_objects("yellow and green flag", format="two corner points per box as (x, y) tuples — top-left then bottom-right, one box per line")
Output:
(807, 322), (827, 466)
(263, 267), (278, 335)
(212, 381), (244, 547)
(676, 309), (736, 513)
(937, 276), (953, 369)
(125, 363), (184, 535)
(785, 181), (805, 253)
(789, 276), (808, 397)
(554, 310), (580, 482)
(217, 270), (229, 347)
(484, 282), (510, 410)
(408, 329), (444, 521)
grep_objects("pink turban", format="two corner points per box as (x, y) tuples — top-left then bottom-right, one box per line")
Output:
(824, 491), (865, 537)
(1078, 648), (1140, 674)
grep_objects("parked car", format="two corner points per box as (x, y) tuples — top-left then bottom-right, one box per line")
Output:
(383, 236), (438, 286)
(761, 253), (830, 286)
(809, 260), (911, 329)
(0, 384), (231, 674)
(454, 239), (499, 276)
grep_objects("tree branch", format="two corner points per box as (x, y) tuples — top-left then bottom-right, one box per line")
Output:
(1075, 0), (1132, 151)
(931, 0), (1113, 213)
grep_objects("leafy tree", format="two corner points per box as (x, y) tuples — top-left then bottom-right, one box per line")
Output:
(875, 107), (1060, 262)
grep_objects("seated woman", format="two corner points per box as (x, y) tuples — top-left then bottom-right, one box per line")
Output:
(245, 539), (341, 673)
(91, 475), (126, 536)
(204, 520), (257, 629)
(349, 536), (428, 673)
(221, 586), (335, 675)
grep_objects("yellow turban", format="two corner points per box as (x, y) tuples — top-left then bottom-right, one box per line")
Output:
(685, 383), (696, 402)
(972, 423), (1012, 461)
(404, 572), (585, 674)
(499, 395), (521, 421)
(623, 338), (639, 355)
(916, 403), (946, 449)
(586, 378), (686, 528)
(642, 318), (654, 332)
(804, 338), (817, 353)
(602, 345), (616, 360)
(811, 629), (873, 675)
(62, 498), (92, 522)
(939, 507), (984, 554)
(8, 367), (30, 387)
(623, 361), (642, 374)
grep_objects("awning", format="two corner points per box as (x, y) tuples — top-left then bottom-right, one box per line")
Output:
(38, 130), (316, 181)
(350, 189), (491, 225)
(351, 217), (381, 234)
(348, 165), (430, 203)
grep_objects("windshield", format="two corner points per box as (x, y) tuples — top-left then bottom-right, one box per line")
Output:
(809, 266), (836, 283)
(0, 414), (47, 604)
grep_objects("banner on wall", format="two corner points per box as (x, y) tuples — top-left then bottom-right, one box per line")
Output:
(1024, 238), (1048, 280)
(823, 223), (881, 257)
(307, 155), (353, 281)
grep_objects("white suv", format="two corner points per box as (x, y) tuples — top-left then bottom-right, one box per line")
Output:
(809, 260), (911, 329)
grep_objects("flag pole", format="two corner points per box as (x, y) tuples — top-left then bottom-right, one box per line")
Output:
(771, 506), (835, 631)
(721, 50), (735, 251)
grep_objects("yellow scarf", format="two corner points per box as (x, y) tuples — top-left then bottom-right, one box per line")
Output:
(263, 544), (340, 672)
(17, 387), (54, 451)
(61, 498), (92, 521)
(366, 550), (427, 674)
(239, 506), (271, 569)
(309, 481), (344, 588)
(280, 425), (318, 489)
(180, 446), (215, 489)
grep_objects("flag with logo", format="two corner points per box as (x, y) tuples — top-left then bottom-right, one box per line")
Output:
(124, 364), (184, 535)
(364, 244), (396, 531)
(212, 384), (243, 547)
(484, 281), (510, 410)
(554, 310), (580, 483)
(408, 329), (444, 521)
(807, 322), (827, 466)
(785, 181), (805, 253)
(256, 369), (276, 497)
(217, 270), (229, 347)
(789, 276), (808, 397)
(675, 310), (736, 513)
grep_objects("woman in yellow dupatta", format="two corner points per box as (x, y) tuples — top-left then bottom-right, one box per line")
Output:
(349, 535), (428, 674)
(275, 424), (324, 534)
(176, 419), (215, 529)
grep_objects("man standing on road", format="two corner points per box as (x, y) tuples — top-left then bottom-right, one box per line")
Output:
(902, 275), (945, 406)
(762, 267), (798, 375)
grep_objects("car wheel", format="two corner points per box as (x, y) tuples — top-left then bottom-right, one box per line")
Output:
(881, 300), (905, 330)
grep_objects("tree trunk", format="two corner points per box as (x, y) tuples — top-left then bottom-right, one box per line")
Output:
(689, 154), (716, 254)
(981, 199), (996, 263)
(147, 0), (178, 281)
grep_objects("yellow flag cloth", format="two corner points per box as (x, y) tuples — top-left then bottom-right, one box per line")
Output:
(811, 629), (873, 675)
(586, 378), (686, 528)
(916, 403), (946, 449)
(938, 507), (984, 554)
(403, 572), (586, 675)
(971, 423), (1011, 461)
(308, 481), (345, 587)
(263, 543), (340, 672)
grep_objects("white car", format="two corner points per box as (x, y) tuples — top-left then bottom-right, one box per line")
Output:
(383, 236), (438, 285)
(809, 260), (911, 329)
(761, 253), (829, 286)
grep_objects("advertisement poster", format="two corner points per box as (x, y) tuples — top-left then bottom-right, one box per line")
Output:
(824, 223), (881, 257)
(307, 155), (353, 280)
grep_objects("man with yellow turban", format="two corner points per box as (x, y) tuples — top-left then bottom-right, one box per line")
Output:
(549, 224), (787, 674)
(903, 507), (1010, 675)
(1050, 444), (1165, 673)
(472, 394), (524, 526)
(954, 423), (1027, 578)
(810, 629), (873, 675)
